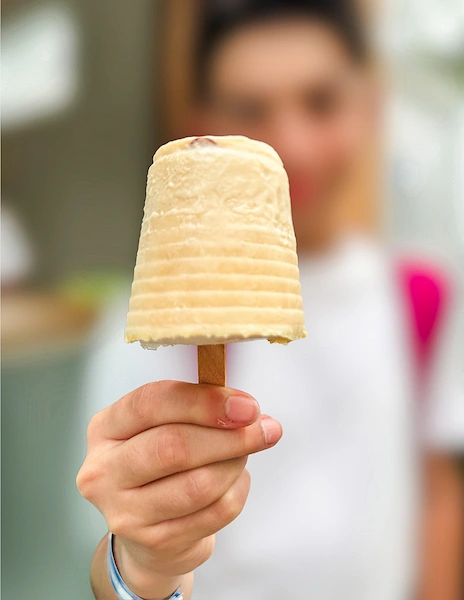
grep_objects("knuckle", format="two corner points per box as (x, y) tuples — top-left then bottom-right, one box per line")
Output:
(156, 379), (184, 397)
(216, 490), (242, 524)
(196, 535), (216, 565)
(234, 427), (250, 455)
(127, 383), (153, 421)
(148, 524), (176, 554)
(155, 425), (190, 472)
(182, 468), (213, 505)
(181, 536), (216, 569)
(76, 461), (100, 502)
(216, 471), (250, 525)
(110, 511), (153, 547)
(122, 440), (148, 481)
(127, 380), (182, 420)
(155, 380), (189, 405)
(107, 513), (132, 539)
(196, 384), (228, 416)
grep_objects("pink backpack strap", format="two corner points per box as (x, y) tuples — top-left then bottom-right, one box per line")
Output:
(397, 260), (450, 379)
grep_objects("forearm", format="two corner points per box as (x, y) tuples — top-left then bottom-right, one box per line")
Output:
(417, 455), (464, 600)
(90, 535), (194, 600)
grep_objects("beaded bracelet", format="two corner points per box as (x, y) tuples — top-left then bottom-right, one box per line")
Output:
(108, 533), (183, 600)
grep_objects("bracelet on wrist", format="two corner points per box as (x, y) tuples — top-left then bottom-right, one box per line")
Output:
(107, 533), (183, 600)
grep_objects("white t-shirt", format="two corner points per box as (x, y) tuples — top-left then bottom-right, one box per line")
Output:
(81, 236), (463, 600)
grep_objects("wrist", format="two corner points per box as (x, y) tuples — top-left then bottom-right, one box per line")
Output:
(112, 534), (188, 600)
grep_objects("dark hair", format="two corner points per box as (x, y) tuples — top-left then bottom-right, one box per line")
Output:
(195, 0), (369, 100)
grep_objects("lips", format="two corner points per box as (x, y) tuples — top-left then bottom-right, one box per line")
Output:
(289, 176), (317, 208)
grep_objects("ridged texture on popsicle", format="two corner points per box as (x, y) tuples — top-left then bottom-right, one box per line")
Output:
(125, 135), (307, 347)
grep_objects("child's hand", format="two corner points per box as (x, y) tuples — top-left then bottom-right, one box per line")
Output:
(77, 381), (282, 598)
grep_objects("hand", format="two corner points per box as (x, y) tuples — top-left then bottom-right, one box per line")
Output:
(77, 381), (282, 598)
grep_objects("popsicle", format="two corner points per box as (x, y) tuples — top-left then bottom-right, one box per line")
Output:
(125, 135), (306, 385)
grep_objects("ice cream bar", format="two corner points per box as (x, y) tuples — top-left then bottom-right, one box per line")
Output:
(125, 135), (306, 382)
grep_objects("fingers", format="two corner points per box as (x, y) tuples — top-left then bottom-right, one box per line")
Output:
(122, 457), (248, 526)
(145, 470), (251, 555)
(111, 416), (282, 487)
(91, 381), (260, 441)
(78, 380), (281, 581)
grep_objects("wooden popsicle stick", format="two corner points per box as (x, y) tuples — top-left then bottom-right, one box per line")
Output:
(197, 344), (226, 386)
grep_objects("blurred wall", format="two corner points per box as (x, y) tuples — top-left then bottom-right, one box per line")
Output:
(2, 0), (159, 282)
(383, 0), (464, 266)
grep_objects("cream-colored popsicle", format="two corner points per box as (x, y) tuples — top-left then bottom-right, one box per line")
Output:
(125, 135), (307, 348)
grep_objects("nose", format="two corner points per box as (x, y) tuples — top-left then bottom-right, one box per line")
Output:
(265, 109), (316, 171)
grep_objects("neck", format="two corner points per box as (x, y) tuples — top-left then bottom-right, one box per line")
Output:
(295, 212), (342, 257)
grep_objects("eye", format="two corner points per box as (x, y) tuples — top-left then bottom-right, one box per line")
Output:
(221, 98), (267, 123)
(303, 86), (343, 118)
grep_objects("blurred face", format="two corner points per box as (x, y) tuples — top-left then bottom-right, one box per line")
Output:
(196, 18), (372, 248)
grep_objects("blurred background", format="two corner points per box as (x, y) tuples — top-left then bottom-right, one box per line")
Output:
(2, 1), (463, 598)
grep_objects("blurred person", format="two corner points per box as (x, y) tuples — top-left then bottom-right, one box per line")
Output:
(77, 1), (464, 599)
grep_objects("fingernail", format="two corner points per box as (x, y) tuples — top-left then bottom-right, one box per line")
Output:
(225, 395), (259, 423)
(260, 417), (281, 445)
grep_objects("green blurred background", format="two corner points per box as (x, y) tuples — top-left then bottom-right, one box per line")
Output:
(2, 2), (159, 598)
